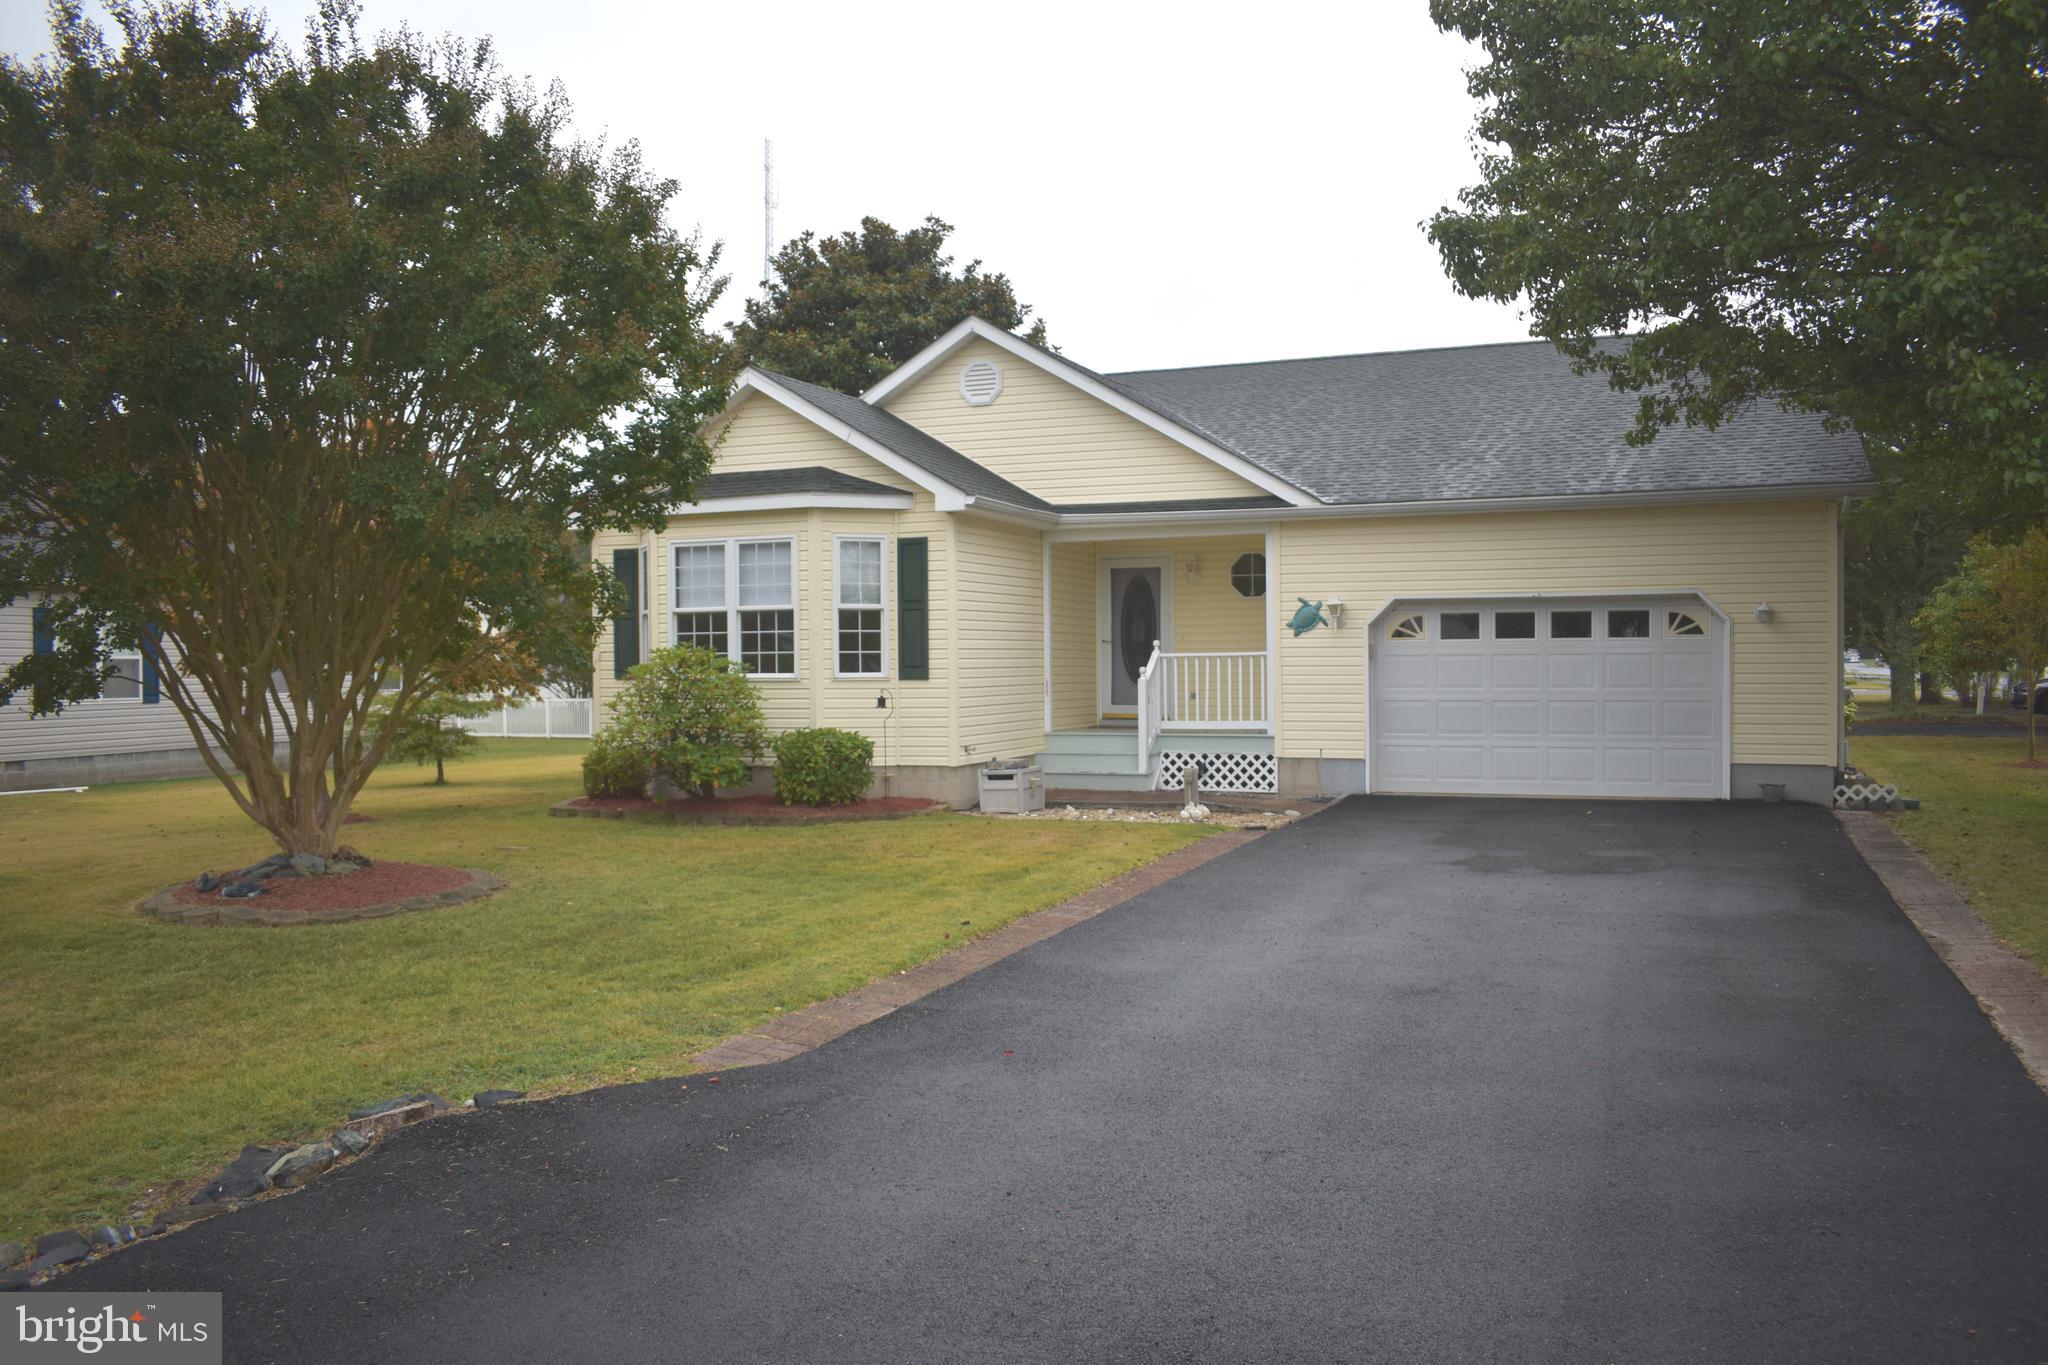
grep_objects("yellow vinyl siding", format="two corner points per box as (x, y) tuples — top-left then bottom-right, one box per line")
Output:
(704, 392), (918, 491)
(1043, 535), (1269, 724)
(1271, 499), (1840, 767)
(881, 337), (1268, 505)
(952, 516), (1046, 760)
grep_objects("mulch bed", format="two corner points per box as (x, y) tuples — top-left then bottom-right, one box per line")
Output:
(142, 863), (504, 927)
(553, 793), (945, 826)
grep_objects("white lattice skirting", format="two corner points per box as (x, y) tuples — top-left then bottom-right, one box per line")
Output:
(1154, 751), (1279, 795)
(1834, 781), (1901, 811)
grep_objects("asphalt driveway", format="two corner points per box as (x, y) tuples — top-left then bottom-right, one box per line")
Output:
(63, 798), (2048, 1363)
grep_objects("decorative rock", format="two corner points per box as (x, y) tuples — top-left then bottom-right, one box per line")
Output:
(27, 1243), (88, 1273)
(0, 1242), (22, 1268)
(329, 1127), (371, 1156)
(265, 1143), (336, 1189)
(326, 860), (361, 876)
(150, 1203), (228, 1230)
(34, 1230), (86, 1258)
(334, 846), (373, 868)
(195, 1144), (287, 1203)
(471, 1089), (526, 1108)
(340, 1099), (436, 1138)
(0, 1269), (33, 1292)
(85, 1225), (137, 1249)
(287, 853), (328, 876)
(194, 872), (223, 893)
(348, 1093), (449, 1121)
(233, 853), (294, 881)
(220, 880), (265, 899)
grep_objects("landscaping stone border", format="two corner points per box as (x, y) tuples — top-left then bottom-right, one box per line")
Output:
(1838, 810), (2048, 1093)
(138, 868), (505, 927)
(549, 796), (946, 827)
(692, 814), (1314, 1071)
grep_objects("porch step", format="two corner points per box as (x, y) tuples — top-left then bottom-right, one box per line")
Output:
(1030, 762), (1155, 792)
(1038, 729), (1140, 759)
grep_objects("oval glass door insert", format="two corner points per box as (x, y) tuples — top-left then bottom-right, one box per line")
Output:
(1119, 575), (1158, 682)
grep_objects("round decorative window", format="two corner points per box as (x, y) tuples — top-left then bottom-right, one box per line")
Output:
(1230, 552), (1266, 598)
(959, 358), (1003, 406)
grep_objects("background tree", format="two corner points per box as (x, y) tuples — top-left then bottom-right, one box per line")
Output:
(728, 216), (1048, 394)
(377, 689), (493, 785)
(1926, 528), (2048, 759)
(1913, 552), (2009, 715)
(1844, 443), (2041, 712)
(1427, 2), (2048, 487)
(0, 3), (728, 857)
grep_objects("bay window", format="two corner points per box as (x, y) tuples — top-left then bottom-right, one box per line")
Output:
(835, 536), (887, 677)
(670, 538), (796, 679)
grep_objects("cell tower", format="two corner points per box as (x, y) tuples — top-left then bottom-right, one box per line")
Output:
(762, 138), (776, 290)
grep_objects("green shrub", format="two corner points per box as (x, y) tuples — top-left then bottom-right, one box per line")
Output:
(605, 645), (769, 798)
(581, 741), (650, 799)
(773, 728), (875, 806)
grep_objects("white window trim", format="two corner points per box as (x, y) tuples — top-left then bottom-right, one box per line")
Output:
(832, 534), (890, 680)
(95, 638), (144, 704)
(667, 536), (800, 681)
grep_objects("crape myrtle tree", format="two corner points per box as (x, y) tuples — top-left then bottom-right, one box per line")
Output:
(1427, 1), (2048, 487)
(728, 216), (1049, 394)
(0, 2), (727, 856)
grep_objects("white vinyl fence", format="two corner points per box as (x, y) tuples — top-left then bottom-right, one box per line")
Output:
(460, 690), (593, 739)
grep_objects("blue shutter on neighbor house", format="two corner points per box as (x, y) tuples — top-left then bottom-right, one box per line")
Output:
(141, 623), (163, 703)
(611, 548), (641, 679)
(31, 606), (55, 655)
(897, 537), (929, 682)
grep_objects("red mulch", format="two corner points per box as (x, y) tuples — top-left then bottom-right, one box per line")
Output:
(172, 861), (474, 913)
(343, 811), (376, 824)
(2009, 759), (2048, 770)
(568, 793), (942, 821)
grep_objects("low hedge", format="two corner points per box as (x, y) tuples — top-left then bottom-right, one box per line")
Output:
(582, 741), (651, 799)
(773, 728), (874, 806)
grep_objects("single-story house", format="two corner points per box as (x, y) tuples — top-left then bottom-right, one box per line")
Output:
(601, 317), (1868, 806)
(0, 605), (200, 790)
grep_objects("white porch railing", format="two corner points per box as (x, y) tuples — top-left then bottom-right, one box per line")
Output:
(460, 692), (594, 739)
(1159, 651), (1270, 732)
(1136, 642), (1165, 777)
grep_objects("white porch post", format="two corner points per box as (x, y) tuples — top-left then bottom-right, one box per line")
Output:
(1264, 522), (1278, 737)
(1041, 538), (1053, 733)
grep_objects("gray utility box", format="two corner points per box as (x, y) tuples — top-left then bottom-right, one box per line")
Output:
(978, 763), (1045, 814)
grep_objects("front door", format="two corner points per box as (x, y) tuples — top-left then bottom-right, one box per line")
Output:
(1105, 565), (1164, 714)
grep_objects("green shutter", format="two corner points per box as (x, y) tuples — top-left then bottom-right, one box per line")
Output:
(611, 547), (641, 679)
(897, 537), (929, 681)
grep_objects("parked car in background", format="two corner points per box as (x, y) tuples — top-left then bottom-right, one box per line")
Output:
(2011, 680), (2048, 714)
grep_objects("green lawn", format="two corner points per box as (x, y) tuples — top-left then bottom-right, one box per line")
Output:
(0, 742), (1207, 1245)
(1852, 732), (2048, 979)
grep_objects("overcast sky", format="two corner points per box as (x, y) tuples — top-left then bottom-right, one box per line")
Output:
(0, 0), (1532, 374)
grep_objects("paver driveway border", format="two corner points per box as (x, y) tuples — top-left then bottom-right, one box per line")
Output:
(1838, 809), (2048, 1092)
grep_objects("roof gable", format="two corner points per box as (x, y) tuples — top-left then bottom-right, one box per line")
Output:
(865, 318), (1318, 507)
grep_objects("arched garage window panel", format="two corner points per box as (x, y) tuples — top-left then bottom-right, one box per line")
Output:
(1667, 610), (1708, 636)
(1387, 613), (1426, 641)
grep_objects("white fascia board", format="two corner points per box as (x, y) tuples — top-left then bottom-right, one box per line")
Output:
(729, 370), (971, 509)
(668, 491), (913, 515)
(860, 317), (1320, 509)
(1042, 481), (1876, 538)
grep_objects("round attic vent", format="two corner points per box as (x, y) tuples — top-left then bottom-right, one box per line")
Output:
(959, 358), (1003, 406)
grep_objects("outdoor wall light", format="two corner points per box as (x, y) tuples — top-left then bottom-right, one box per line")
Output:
(1324, 597), (1346, 628)
(1754, 602), (1776, 623)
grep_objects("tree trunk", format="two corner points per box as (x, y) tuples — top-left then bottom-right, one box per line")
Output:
(1918, 671), (1944, 705)
(434, 754), (446, 785)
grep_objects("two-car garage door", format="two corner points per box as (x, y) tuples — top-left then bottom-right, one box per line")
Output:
(1369, 597), (1726, 799)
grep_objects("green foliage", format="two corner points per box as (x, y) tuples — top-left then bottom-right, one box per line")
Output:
(0, 3), (727, 853)
(773, 728), (875, 807)
(1928, 525), (2048, 758)
(1844, 444), (2043, 713)
(604, 645), (769, 798)
(581, 741), (651, 799)
(376, 688), (494, 785)
(729, 216), (1048, 393)
(1914, 553), (2010, 697)
(1427, 2), (2048, 486)
(1843, 690), (1858, 727)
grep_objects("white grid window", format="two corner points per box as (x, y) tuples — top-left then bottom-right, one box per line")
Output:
(736, 541), (796, 677)
(671, 539), (796, 678)
(835, 537), (886, 677)
(100, 641), (143, 701)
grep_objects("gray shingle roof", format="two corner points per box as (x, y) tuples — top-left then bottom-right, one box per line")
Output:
(691, 467), (907, 501)
(1107, 340), (1871, 506)
(1054, 495), (1291, 515)
(762, 371), (1053, 511)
